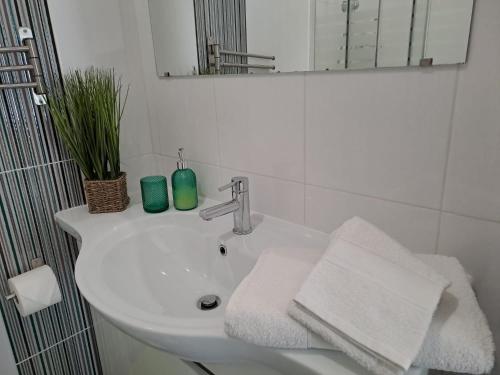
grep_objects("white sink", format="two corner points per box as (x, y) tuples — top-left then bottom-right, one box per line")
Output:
(55, 198), (426, 375)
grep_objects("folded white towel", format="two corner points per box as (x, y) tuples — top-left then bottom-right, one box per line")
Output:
(224, 247), (323, 348)
(413, 255), (494, 373)
(291, 217), (450, 375)
(225, 246), (494, 373)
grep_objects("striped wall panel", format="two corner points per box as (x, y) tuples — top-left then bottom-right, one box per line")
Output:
(0, 0), (102, 374)
(0, 0), (68, 173)
(17, 328), (101, 375)
(0, 160), (102, 375)
(194, 0), (247, 74)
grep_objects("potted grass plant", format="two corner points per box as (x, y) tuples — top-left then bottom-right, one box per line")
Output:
(48, 68), (130, 214)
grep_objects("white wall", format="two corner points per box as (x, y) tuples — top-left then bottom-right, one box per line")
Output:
(0, 313), (17, 375)
(47, 0), (156, 201)
(148, 0), (198, 76)
(47, 0), (500, 373)
(131, 0), (500, 372)
(45, 4), (280, 372)
(246, 0), (312, 72)
(313, 0), (347, 70)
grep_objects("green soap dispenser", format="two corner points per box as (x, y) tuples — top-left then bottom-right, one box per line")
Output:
(171, 148), (198, 211)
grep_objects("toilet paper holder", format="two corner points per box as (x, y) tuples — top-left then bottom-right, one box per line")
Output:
(5, 257), (44, 302)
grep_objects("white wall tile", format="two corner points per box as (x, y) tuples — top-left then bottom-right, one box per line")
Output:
(214, 75), (305, 182)
(50, 0), (500, 372)
(47, 0), (154, 161)
(154, 154), (178, 177)
(155, 155), (305, 224)
(437, 213), (500, 372)
(305, 185), (440, 253)
(305, 69), (457, 209)
(116, 0), (155, 160)
(121, 154), (157, 203)
(0, 313), (17, 375)
(119, 83), (154, 160)
(155, 155), (225, 202)
(219, 168), (305, 225)
(149, 78), (219, 165)
(443, 0), (500, 222)
(190, 162), (226, 201)
(47, 0), (124, 70)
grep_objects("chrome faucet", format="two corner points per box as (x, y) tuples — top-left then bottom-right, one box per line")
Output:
(199, 176), (252, 235)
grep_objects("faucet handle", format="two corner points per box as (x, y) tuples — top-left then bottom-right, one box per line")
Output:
(218, 176), (249, 193)
(218, 181), (237, 192)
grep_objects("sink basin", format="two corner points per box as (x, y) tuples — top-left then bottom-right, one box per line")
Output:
(56, 198), (426, 375)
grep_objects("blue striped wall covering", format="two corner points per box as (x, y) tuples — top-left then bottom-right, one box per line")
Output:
(0, 0), (102, 374)
(194, 0), (247, 74)
(17, 329), (100, 375)
(0, 0), (68, 172)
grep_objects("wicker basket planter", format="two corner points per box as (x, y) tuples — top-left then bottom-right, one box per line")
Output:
(84, 172), (130, 214)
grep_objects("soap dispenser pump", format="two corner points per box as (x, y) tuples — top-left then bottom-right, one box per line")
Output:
(171, 148), (198, 211)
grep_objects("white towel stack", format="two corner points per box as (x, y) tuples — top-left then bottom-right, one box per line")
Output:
(413, 255), (494, 373)
(224, 217), (495, 374)
(289, 217), (450, 375)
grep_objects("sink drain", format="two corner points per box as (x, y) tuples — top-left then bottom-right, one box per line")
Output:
(197, 295), (221, 311)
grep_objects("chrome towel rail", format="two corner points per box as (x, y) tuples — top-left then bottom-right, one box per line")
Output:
(0, 46), (30, 53)
(0, 64), (34, 72)
(219, 50), (275, 61)
(0, 27), (46, 105)
(220, 62), (276, 70)
(0, 82), (38, 89)
(207, 37), (276, 74)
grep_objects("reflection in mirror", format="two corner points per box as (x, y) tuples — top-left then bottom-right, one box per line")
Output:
(377, 0), (413, 68)
(148, 0), (474, 77)
(410, 0), (474, 66)
(149, 0), (199, 76)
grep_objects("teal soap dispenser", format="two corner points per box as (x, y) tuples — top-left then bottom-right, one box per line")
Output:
(171, 148), (198, 211)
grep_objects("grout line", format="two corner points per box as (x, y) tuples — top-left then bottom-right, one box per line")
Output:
(120, 152), (156, 164)
(156, 152), (304, 184)
(305, 182), (440, 211)
(156, 152), (437, 209)
(211, 77), (223, 170)
(1, 152), (156, 176)
(434, 67), (462, 253)
(154, 153), (500, 227)
(439, 210), (500, 226)
(302, 73), (307, 225)
(210, 77), (223, 188)
(0, 159), (73, 176)
(15, 327), (92, 366)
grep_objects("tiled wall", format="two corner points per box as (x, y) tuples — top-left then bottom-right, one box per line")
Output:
(46, 0), (154, 202)
(32, 0), (500, 374)
(0, 0), (101, 374)
(129, 0), (500, 372)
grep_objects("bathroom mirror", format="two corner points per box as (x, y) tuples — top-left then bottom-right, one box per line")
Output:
(148, 0), (474, 77)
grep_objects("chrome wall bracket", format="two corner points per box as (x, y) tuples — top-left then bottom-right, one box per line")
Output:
(207, 37), (276, 74)
(342, 0), (360, 12)
(419, 57), (434, 67)
(4, 257), (45, 302)
(0, 27), (46, 105)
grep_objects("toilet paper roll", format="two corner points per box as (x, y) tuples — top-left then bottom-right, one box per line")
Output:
(7, 265), (62, 317)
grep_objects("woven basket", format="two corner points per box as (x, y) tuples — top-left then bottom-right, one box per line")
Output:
(84, 172), (130, 214)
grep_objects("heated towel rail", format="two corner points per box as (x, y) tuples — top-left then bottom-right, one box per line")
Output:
(0, 27), (46, 105)
(207, 37), (276, 74)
